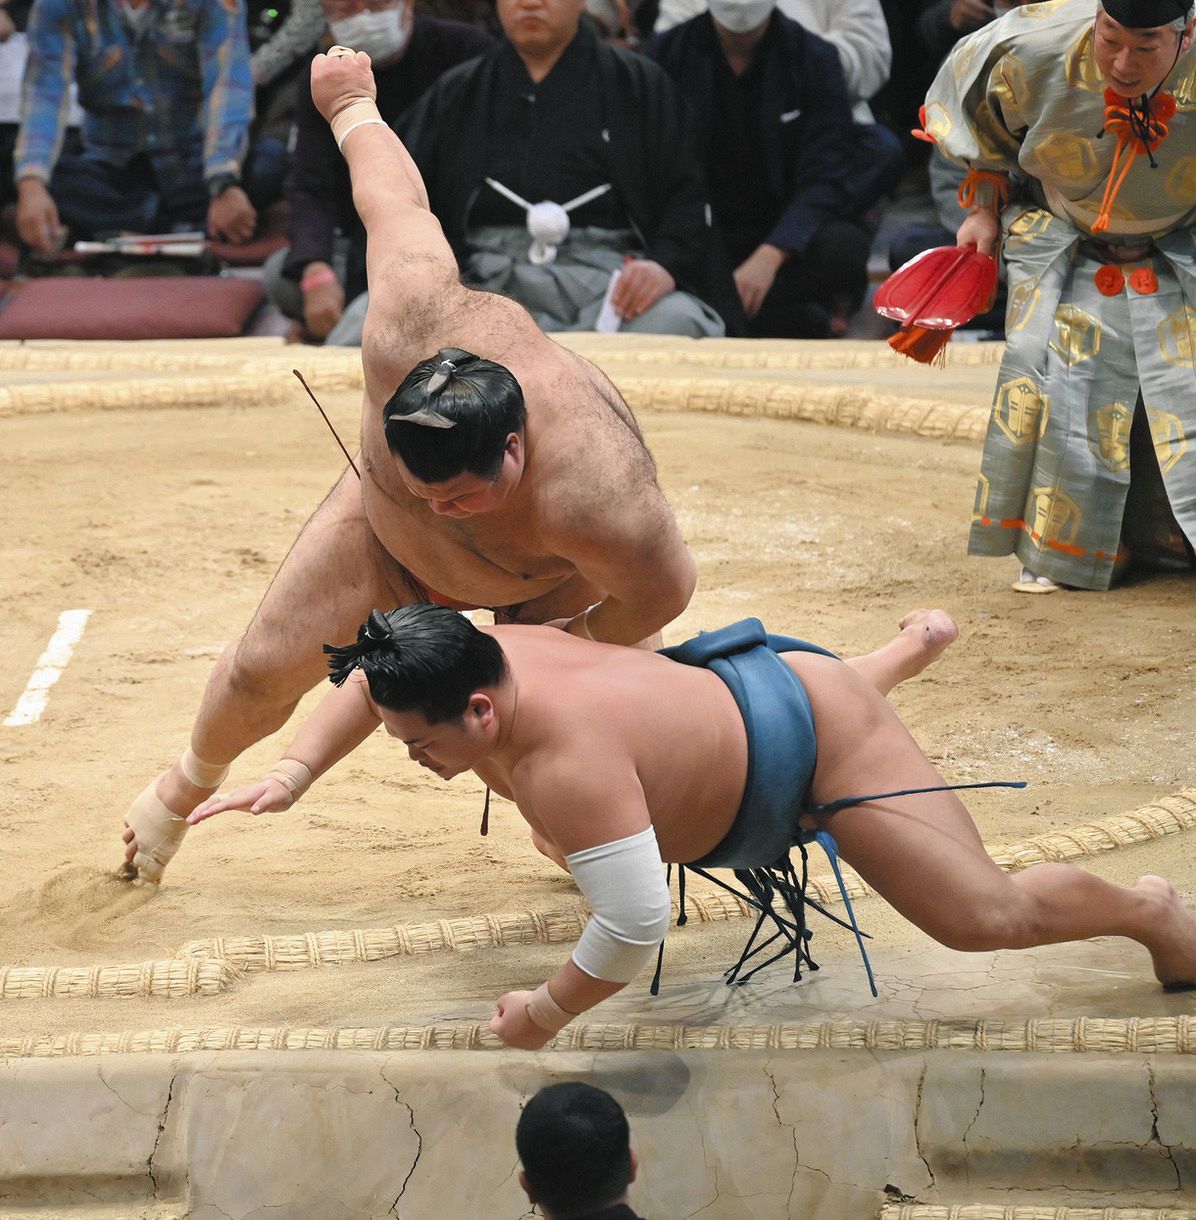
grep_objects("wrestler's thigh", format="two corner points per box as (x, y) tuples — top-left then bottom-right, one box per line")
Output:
(234, 469), (418, 685)
(793, 655), (1014, 937)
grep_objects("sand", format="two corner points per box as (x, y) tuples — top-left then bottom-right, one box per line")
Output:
(1, 336), (1194, 1048)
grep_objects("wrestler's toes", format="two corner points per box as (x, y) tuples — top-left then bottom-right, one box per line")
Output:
(898, 608), (959, 653)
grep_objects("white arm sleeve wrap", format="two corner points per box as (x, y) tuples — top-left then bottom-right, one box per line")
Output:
(566, 827), (672, 984)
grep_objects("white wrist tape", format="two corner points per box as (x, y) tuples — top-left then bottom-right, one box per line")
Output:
(265, 759), (313, 801)
(567, 827), (671, 983)
(524, 981), (577, 1034)
(180, 746), (229, 789)
(330, 99), (386, 151)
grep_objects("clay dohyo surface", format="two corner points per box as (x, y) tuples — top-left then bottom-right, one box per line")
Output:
(1, 340), (1194, 1046)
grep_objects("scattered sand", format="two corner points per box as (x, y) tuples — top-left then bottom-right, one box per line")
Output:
(2, 343), (1194, 1044)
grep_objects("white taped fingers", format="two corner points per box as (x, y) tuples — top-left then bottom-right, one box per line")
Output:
(125, 781), (190, 884)
(566, 827), (671, 983)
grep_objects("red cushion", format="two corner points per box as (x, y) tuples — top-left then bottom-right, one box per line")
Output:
(0, 276), (264, 340)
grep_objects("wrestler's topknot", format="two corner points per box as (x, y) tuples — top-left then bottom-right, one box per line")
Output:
(383, 347), (526, 483)
(324, 604), (508, 723)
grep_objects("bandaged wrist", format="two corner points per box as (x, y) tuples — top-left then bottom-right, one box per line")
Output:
(180, 747), (229, 789)
(330, 100), (386, 151)
(524, 981), (578, 1034)
(265, 759), (313, 801)
(567, 827), (671, 983)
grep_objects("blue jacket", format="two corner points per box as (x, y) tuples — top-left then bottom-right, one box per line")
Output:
(15, 0), (253, 185)
(647, 11), (855, 258)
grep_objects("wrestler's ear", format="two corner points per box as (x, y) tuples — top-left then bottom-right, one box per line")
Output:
(628, 1148), (639, 1184)
(518, 1169), (534, 1203)
(467, 692), (496, 727)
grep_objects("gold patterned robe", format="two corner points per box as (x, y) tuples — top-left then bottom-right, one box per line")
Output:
(924, 0), (1196, 588)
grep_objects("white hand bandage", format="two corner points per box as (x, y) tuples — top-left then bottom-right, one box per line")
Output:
(524, 981), (578, 1034)
(567, 827), (671, 983)
(265, 759), (313, 801)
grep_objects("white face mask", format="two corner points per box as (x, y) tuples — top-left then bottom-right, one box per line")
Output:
(329, 3), (409, 62)
(707, 0), (775, 34)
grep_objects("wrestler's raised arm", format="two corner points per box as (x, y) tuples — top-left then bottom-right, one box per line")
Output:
(490, 756), (671, 1049)
(309, 49), (460, 324)
(187, 673), (382, 824)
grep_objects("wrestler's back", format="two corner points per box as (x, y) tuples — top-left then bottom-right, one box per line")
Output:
(358, 293), (667, 611)
(491, 627), (753, 864)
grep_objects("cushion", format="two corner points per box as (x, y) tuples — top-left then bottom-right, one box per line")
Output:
(0, 240), (18, 280)
(0, 275), (264, 340)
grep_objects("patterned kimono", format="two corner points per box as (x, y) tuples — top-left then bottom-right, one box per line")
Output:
(924, 0), (1196, 588)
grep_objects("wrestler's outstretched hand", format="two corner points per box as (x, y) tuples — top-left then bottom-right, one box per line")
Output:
(310, 46), (377, 125)
(491, 990), (554, 1051)
(187, 779), (295, 825)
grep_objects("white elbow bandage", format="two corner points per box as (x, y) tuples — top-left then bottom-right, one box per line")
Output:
(567, 827), (672, 984)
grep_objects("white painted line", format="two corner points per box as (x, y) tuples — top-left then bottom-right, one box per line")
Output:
(4, 609), (92, 727)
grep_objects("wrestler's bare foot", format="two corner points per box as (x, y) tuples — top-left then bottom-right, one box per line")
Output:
(897, 608), (959, 668)
(847, 609), (958, 697)
(1135, 874), (1196, 990)
(119, 761), (219, 883)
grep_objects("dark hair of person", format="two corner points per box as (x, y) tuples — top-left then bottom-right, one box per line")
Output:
(323, 605), (508, 724)
(516, 1083), (632, 1218)
(382, 347), (526, 483)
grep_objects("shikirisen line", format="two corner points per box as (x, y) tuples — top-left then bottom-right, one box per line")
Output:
(4, 609), (92, 727)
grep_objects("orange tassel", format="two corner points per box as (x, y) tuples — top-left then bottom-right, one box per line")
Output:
(889, 324), (954, 365)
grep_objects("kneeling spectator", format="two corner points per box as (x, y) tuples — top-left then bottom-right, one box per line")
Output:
(397, 0), (737, 337)
(14, 0), (277, 253)
(648, 0), (868, 337)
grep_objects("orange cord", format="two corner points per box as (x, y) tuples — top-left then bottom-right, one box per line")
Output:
(1092, 88), (1175, 233)
(957, 169), (1011, 212)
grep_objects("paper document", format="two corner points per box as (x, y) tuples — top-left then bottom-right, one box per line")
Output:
(594, 267), (623, 334)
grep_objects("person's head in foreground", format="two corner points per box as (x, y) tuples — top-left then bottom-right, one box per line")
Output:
(382, 347), (527, 518)
(1095, 0), (1195, 98)
(516, 1082), (639, 1220)
(325, 605), (508, 777)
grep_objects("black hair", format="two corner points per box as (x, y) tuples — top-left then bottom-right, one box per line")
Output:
(383, 347), (526, 483)
(515, 1083), (632, 1219)
(324, 605), (508, 724)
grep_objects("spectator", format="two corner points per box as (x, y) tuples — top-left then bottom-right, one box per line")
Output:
(14, 0), (275, 252)
(1, 0), (36, 212)
(398, 0), (738, 336)
(263, 0), (491, 344)
(516, 1083), (644, 1220)
(648, 0), (867, 337)
(653, 0), (903, 217)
